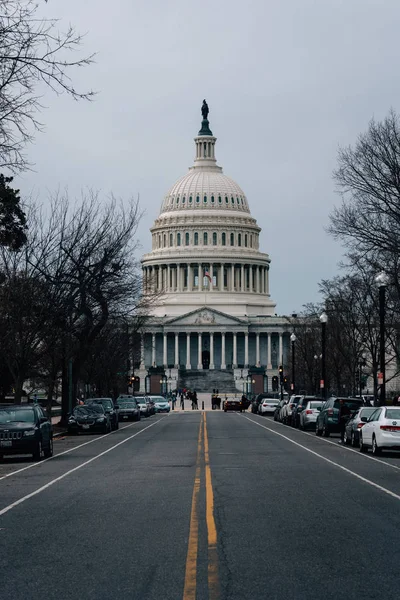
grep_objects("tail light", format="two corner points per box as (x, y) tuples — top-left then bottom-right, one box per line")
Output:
(306, 410), (313, 414)
(328, 408), (334, 416)
(357, 423), (365, 429)
(380, 425), (400, 431)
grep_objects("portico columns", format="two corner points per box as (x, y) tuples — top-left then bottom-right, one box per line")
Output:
(256, 332), (260, 366)
(233, 333), (237, 368)
(175, 332), (179, 367)
(163, 333), (167, 368)
(197, 333), (203, 369)
(221, 332), (226, 369)
(267, 332), (272, 369)
(210, 332), (214, 369)
(186, 333), (191, 369)
(249, 266), (253, 292)
(244, 332), (249, 367)
(152, 333), (156, 367)
(279, 332), (283, 365)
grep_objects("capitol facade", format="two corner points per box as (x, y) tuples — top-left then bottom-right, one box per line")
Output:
(138, 104), (291, 395)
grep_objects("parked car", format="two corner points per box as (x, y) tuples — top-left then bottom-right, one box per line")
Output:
(298, 400), (324, 430)
(152, 396), (171, 413)
(224, 397), (243, 412)
(259, 398), (280, 416)
(0, 404), (53, 461)
(136, 397), (152, 418)
(280, 395), (303, 425)
(68, 404), (111, 435)
(359, 406), (400, 455)
(115, 398), (141, 421)
(343, 407), (377, 446)
(274, 400), (286, 421)
(315, 397), (363, 437)
(85, 397), (119, 431)
(251, 396), (263, 414)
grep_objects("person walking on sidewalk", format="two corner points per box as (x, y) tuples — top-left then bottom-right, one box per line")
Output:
(192, 391), (198, 410)
(180, 392), (184, 409)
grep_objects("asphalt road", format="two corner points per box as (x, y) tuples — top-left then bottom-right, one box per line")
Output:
(1, 411), (400, 600)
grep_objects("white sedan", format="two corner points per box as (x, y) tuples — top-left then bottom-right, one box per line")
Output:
(259, 399), (280, 415)
(359, 406), (400, 455)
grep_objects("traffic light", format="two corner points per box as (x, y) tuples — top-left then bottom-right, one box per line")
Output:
(279, 365), (284, 384)
(283, 376), (288, 391)
(272, 375), (279, 391)
(133, 376), (140, 391)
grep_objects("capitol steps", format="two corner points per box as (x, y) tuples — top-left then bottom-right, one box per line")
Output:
(178, 369), (237, 393)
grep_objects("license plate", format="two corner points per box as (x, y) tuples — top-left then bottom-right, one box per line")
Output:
(123, 415), (128, 419)
(0, 440), (12, 447)
(82, 424), (90, 429)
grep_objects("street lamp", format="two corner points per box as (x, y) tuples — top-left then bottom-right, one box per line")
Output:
(359, 352), (367, 398)
(290, 333), (296, 395)
(375, 271), (389, 406)
(319, 312), (328, 399)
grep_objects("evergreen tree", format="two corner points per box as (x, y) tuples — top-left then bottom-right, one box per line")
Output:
(0, 174), (27, 249)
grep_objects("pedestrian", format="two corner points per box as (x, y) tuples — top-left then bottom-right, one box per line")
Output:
(180, 392), (184, 408)
(193, 390), (198, 410)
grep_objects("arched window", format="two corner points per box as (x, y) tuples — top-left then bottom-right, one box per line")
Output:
(189, 196), (193, 203)
(204, 195), (207, 203)
(158, 234), (161, 248)
(203, 232), (208, 245)
(211, 195), (215, 203)
(185, 232), (189, 246)
(196, 195), (200, 203)
(163, 234), (166, 247)
(230, 233), (234, 246)
(218, 196), (222, 204)
(169, 233), (173, 247)
(231, 197), (234, 205)
(182, 196), (186, 204)
(238, 233), (242, 247)
(213, 232), (217, 245)
(245, 234), (248, 247)
(194, 232), (198, 245)
(177, 233), (181, 246)
(176, 197), (179, 204)
(225, 196), (229, 204)
(250, 235), (253, 248)
(237, 197), (240, 204)
(222, 232), (226, 246)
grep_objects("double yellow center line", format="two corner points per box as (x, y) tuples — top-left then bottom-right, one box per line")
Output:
(183, 413), (220, 599)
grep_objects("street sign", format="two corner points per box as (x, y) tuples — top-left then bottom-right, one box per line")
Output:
(320, 379), (325, 389)
(378, 373), (384, 385)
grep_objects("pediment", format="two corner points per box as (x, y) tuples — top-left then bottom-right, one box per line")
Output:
(165, 308), (246, 327)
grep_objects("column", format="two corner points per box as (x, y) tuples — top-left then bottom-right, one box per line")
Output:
(167, 264), (171, 292)
(197, 333), (203, 369)
(256, 333), (260, 366)
(220, 264), (224, 291)
(152, 333), (156, 367)
(186, 332), (191, 369)
(210, 332), (214, 369)
(256, 266), (260, 293)
(244, 332), (249, 367)
(139, 334), (145, 369)
(279, 332), (283, 366)
(241, 264), (245, 292)
(267, 332), (272, 369)
(233, 332), (237, 368)
(157, 267), (161, 291)
(221, 332), (226, 369)
(177, 264), (181, 292)
(249, 266), (253, 293)
(188, 264), (192, 291)
(198, 263), (202, 291)
(163, 333), (167, 368)
(266, 267), (270, 295)
(175, 332), (179, 367)
(210, 264), (214, 291)
(265, 268), (268, 295)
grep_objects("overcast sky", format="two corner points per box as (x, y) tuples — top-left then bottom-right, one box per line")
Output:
(16, 0), (400, 315)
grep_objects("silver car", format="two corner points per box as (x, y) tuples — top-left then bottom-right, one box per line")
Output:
(136, 397), (151, 418)
(299, 400), (324, 430)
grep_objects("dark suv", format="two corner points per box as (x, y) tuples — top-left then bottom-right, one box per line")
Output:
(0, 404), (53, 461)
(85, 398), (119, 430)
(315, 397), (363, 437)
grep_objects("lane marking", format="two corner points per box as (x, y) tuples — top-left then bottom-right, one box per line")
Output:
(203, 413), (220, 600)
(242, 413), (400, 472)
(0, 418), (162, 482)
(0, 419), (165, 517)
(183, 415), (203, 600)
(242, 416), (400, 502)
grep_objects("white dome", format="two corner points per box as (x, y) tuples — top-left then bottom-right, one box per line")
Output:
(160, 169), (250, 214)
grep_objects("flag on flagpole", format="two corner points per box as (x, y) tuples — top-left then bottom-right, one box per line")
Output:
(205, 270), (212, 283)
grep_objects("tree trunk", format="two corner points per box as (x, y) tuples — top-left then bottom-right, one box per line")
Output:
(14, 377), (24, 404)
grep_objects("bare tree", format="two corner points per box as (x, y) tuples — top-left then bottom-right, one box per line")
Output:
(0, 0), (94, 171)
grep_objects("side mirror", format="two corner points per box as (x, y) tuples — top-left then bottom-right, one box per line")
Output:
(40, 416), (49, 424)
(360, 416), (368, 423)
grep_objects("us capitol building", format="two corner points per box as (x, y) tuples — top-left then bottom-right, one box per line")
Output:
(137, 102), (290, 395)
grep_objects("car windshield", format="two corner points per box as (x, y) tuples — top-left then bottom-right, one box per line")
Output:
(84, 404), (104, 414)
(309, 402), (323, 409)
(385, 408), (400, 419)
(89, 399), (113, 409)
(0, 408), (35, 423)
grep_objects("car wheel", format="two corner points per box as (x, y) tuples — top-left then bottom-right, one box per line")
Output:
(315, 422), (322, 436)
(343, 430), (350, 445)
(299, 421), (304, 430)
(322, 423), (330, 437)
(32, 441), (42, 461)
(359, 433), (367, 453)
(372, 435), (381, 456)
(43, 437), (53, 458)
(351, 431), (356, 447)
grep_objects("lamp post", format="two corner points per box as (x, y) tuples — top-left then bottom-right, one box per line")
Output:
(375, 272), (389, 406)
(319, 312), (328, 399)
(359, 352), (367, 398)
(290, 333), (296, 395)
